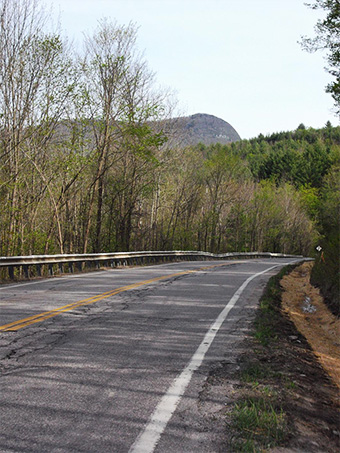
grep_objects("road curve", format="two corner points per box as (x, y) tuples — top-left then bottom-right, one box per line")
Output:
(0, 258), (299, 452)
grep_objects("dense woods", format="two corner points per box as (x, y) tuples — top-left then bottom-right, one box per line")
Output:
(0, 0), (339, 310)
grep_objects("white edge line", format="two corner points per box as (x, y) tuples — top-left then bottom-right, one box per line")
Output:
(128, 264), (283, 453)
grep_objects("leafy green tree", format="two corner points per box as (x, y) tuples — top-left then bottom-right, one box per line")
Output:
(311, 164), (340, 314)
(301, 0), (340, 116)
(295, 141), (331, 187)
(299, 185), (320, 220)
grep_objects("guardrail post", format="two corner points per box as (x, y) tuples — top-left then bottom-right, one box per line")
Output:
(23, 265), (29, 279)
(76, 261), (82, 272)
(58, 263), (63, 274)
(36, 264), (42, 277)
(9, 266), (14, 280)
(48, 264), (53, 276)
(69, 262), (74, 273)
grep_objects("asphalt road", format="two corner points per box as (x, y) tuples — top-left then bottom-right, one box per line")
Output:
(0, 258), (299, 452)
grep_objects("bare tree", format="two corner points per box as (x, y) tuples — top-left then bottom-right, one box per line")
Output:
(78, 20), (139, 252)
(79, 19), (171, 252)
(0, 0), (77, 254)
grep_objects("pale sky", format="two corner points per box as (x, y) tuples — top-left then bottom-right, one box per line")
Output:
(45, 0), (337, 139)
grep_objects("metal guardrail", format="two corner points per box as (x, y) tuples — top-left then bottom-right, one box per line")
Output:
(0, 251), (303, 280)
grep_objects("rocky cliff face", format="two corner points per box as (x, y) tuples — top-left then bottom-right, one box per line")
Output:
(166, 113), (241, 146)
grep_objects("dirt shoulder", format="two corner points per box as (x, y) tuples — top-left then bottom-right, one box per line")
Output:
(220, 261), (340, 452)
(281, 261), (340, 389)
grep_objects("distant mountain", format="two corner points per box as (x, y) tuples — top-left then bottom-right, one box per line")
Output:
(163, 113), (241, 146)
(54, 113), (241, 149)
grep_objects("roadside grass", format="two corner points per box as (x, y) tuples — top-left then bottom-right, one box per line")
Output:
(228, 264), (299, 452)
(253, 265), (294, 346)
(240, 363), (270, 382)
(231, 397), (287, 452)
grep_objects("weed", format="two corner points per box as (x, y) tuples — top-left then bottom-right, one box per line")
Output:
(261, 385), (276, 397)
(284, 378), (296, 390)
(254, 323), (275, 346)
(241, 363), (270, 383)
(231, 397), (287, 449)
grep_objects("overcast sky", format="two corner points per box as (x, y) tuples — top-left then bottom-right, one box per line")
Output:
(44, 0), (337, 139)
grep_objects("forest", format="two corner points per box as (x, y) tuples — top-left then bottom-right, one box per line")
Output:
(0, 0), (339, 312)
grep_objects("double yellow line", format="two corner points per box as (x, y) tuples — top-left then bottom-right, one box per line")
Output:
(0, 264), (225, 332)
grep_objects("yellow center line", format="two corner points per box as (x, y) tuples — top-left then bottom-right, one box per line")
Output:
(0, 263), (229, 332)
